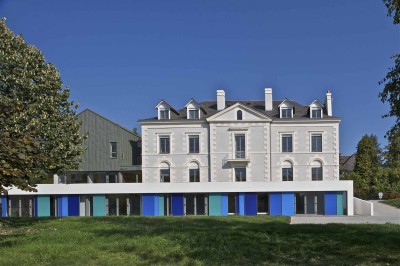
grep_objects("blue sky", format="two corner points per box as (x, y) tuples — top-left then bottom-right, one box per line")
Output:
(1, 0), (399, 155)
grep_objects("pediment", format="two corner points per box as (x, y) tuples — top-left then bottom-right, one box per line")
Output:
(206, 103), (271, 122)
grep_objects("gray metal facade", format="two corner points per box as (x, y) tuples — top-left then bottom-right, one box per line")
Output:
(75, 109), (141, 172)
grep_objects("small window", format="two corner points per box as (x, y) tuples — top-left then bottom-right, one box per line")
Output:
(189, 169), (200, 182)
(189, 135), (199, 153)
(237, 110), (243, 120)
(159, 109), (169, 120)
(311, 108), (322, 118)
(281, 108), (292, 118)
(282, 161), (293, 181)
(311, 134), (322, 152)
(160, 169), (170, 183)
(159, 136), (170, 154)
(110, 142), (117, 158)
(235, 134), (246, 159)
(235, 167), (246, 182)
(188, 109), (199, 119)
(282, 167), (293, 181)
(281, 134), (293, 152)
(311, 161), (323, 181)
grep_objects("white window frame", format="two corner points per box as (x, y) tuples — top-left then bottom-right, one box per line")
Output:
(310, 133), (323, 152)
(158, 108), (170, 120)
(188, 135), (200, 154)
(281, 133), (293, 153)
(158, 134), (171, 154)
(234, 133), (246, 159)
(280, 107), (293, 118)
(310, 107), (323, 118)
(188, 108), (200, 119)
(110, 142), (117, 158)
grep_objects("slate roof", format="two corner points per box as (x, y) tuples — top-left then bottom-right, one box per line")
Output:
(139, 99), (341, 122)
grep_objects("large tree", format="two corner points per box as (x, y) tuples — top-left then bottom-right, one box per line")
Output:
(385, 128), (400, 168)
(0, 20), (85, 194)
(354, 134), (382, 187)
(380, 0), (400, 135)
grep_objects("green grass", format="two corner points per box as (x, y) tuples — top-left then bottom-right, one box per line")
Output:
(381, 198), (400, 208)
(0, 216), (399, 265)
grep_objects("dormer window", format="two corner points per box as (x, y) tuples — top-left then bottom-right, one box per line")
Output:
(311, 108), (322, 118)
(281, 108), (293, 118)
(159, 108), (170, 120)
(185, 99), (201, 120)
(278, 99), (294, 119)
(309, 100), (324, 118)
(188, 109), (199, 119)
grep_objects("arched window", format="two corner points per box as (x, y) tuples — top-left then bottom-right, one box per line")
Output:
(282, 161), (293, 181)
(160, 162), (170, 183)
(311, 160), (323, 181)
(237, 110), (243, 120)
(188, 162), (200, 182)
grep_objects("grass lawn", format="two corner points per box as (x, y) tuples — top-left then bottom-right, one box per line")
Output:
(0, 216), (399, 265)
(381, 198), (400, 209)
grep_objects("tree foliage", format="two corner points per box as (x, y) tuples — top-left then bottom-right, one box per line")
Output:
(385, 127), (400, 168)
(354, 135), (382, 187)
(0, 20), (85, 194)
(380, 0), (400, 136)
(383, 0), (400, 24)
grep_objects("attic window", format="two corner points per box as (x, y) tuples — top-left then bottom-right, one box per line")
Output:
(159, 109), (169, 120)
(188, 109), (199, 119)
(311, 108), (322, 118)
(281, 108), (293, 118)
(237, 110), (243, 120)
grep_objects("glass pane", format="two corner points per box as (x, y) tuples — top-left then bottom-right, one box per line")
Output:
(257, 193), (268, 213)
(186, 194), (195, 215)
(228, 193), (236, 214)
(196, 194), (206, 215)
(108, 195), (117, 216)
(295, 193), (305, 214)
(118, 195), (127, 216)
(235, 168), (246, 182)
(131, 195), (141, 215)
(21, 197), (31, 217)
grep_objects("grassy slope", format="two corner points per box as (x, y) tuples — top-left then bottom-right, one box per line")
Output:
(381, 198), (400, 209)
(0, 216), (399, 265)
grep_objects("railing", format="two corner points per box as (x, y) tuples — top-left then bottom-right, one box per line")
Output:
(235, 151), (246, 159)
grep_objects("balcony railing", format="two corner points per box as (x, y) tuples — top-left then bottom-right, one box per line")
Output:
(235, 151), (246, 159)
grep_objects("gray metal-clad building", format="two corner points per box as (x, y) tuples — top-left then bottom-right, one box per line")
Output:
(58, 109), (142, 184)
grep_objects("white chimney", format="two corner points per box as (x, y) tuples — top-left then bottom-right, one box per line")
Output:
(325, 90), (332, 116)
(265, 88), (272, 111)
(217, 90), (225, 111)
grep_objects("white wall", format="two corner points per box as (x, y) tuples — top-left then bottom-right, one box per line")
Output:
(354, 197), (373, 216)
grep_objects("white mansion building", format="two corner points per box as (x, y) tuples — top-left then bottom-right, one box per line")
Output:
(2, 88), (353, 217)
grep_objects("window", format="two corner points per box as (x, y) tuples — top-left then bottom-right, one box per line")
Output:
(282, 161), (293, 181)
(235, 167), (246, 182)
(311, 161), (323, 181)
(311, 108), (322, 118)
(160, 169), (170, 182)
(188, 109), (199, 119)
(281, 108), (292, 118)
(189, 169), (200, 182)
(311, 134), (322, 152)
(235, 134), (246, 159)
(159, 109), (169, 120)
(159, 136), (170, 154)
(237, 110), (243, 120)
(110, 142), (117, 158)
(189, 135), (199, 153)
(281, 134), (293, 152)
(282, 167), (293, 181)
